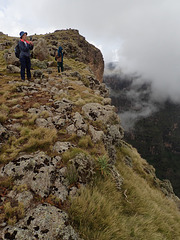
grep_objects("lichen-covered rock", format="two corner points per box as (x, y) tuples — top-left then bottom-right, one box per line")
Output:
(82, 103), (118, 124)
(2, 204), (83, 240)
(106, 124), (124, 146)
(7, 190), (33, 210)
(67, 112), (88, 137)
(0, 152), (58, 198)
(54, 98), (73, 114)
(53, 141), (74, 154)
(70, 153), (95, 184)
(89, 125), (104, 143)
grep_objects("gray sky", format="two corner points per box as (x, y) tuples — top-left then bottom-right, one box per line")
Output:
(1, 0), (180, 102)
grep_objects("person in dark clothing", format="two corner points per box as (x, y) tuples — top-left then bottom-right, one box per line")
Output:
(19, 31), (33, 80)
(55, 46), (64, 73)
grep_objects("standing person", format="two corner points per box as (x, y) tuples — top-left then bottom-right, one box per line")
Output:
(56, 46), (64, 73)
(19, 31), (33, 80)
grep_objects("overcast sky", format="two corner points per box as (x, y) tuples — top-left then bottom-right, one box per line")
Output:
(1, 0), (180, 102)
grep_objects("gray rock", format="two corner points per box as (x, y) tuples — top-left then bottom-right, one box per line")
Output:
(35, 118), (49, 127)
(103, 98), (112, 105)
(70, 153), (95, 184)
(7, 190), (33, 210)
(54, 98), (73, 114)
(2, 204), (83, 240)
(0, 152), (58, 198)
(82, 103), (118, 124)
(106, 124), (124, 146)
(33, 38), (49, 61)
(66, 124), (76, 135)
(4, 48), (20, 66)
(53, 116), (66, 129)
(52, 180), (68, 201)
(33, 69), (44, 78)
(7, 64), (20, 73)
(53, 141), (73, 154)
(74, 112), (88, 137)
(89, 125), (104, 143)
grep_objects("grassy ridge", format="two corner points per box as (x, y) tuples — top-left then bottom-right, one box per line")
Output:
(69, 146), (180, 240)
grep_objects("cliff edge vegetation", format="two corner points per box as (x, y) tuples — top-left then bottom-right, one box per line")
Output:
(0, 29), (180, 240)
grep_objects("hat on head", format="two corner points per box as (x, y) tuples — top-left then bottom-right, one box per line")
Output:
(19, 31), (27, 38)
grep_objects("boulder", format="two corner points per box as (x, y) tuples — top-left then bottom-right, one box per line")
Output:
(82, 103), (118, 124)
(2, 204), (83, 240)
(4, 48), (20, 66)
(33, 38), (49, 61)
(0, 152), (59, 198)
(7, 65), (20, 73)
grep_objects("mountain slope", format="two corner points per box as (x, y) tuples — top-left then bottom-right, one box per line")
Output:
(0, 30), (180, 240)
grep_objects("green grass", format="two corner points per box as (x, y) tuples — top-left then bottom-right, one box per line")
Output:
(68, 145), (180, 240)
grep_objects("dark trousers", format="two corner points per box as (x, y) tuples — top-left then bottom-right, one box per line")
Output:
(20, 56), (31, 80)
(57, 62), (63, 73)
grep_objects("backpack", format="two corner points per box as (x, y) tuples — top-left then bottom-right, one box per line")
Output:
(55, 50), (62, 61)
(15, 42), (20, 58)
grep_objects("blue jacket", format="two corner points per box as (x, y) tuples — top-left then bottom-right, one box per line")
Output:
(19, 40), (33, 58)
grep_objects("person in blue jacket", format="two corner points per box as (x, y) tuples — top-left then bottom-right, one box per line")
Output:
(55, 46), (64, 73)
(19, 31), (33, 80)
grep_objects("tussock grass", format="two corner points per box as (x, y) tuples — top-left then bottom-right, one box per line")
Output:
(0, 127), (57, 163)
(78, 135), (93, 149)
(62, 148), (88, 163)
(4, 201), (25, 225)
(68, 146), (180, 240)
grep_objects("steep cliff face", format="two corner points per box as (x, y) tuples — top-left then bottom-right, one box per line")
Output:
(0, 31), (180, 240)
